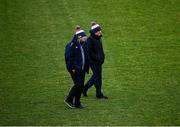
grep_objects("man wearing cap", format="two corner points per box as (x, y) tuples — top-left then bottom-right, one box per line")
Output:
(83, 22), (108, 99)
(64, 25), (89, 108)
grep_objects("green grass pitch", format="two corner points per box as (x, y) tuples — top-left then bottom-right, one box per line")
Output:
(0, 0), (180, 125)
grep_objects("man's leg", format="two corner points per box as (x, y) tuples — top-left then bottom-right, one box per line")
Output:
(65, 71), (79, 107)
(83, 64), (99, 96)
(74, 71), (85, 108)
(84, 71), (95, 90)
(92, 64), (104, 97)
(94, 64), (108, 99)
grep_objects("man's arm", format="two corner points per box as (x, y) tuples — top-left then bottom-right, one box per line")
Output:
(87, 38), (99, 61)
(66, 43), (75, 71)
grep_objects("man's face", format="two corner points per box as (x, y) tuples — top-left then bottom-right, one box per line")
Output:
(79, 36), (87, 43)
(95, 31), (102, 37)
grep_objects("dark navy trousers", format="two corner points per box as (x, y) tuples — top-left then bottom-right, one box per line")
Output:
(84, 64), (103, 97)
(67, 70), (85, 105)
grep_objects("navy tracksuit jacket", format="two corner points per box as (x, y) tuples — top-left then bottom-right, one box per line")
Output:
(66, 35), (89, 73)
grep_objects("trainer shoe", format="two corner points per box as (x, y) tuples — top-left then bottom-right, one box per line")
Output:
(64, 99), (75, 108)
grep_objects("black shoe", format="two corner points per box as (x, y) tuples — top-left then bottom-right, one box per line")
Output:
(97, 95), (108, 99)
(75, 103), (85, 109)
(82, 89), (88, 97)
(64, 100), (75, 108)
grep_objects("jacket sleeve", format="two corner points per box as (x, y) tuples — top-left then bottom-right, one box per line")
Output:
(66, 43), (75, 71)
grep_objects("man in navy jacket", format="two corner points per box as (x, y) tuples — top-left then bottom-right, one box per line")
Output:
(83, 22), (108, 99)
(64, 25), (89, 108)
